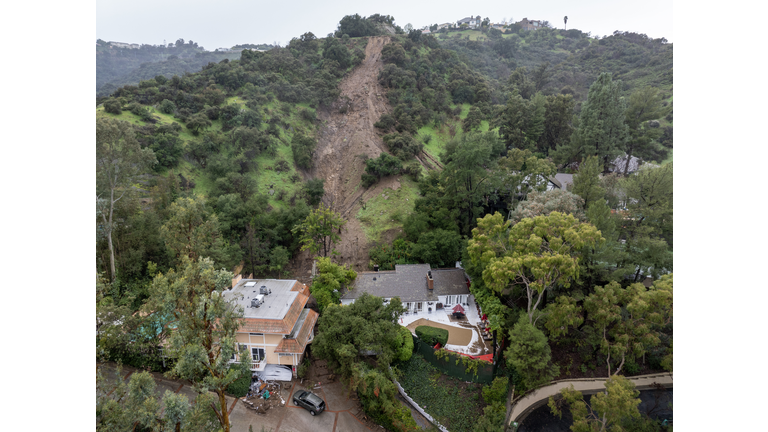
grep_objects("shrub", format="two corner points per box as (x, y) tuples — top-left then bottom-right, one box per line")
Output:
(292, 133), (316, 169)
(374, 113), (396, 130)
(159, 99), (176, 114)
(401, 160), (422, 182)
(226, 363), (252, 398)
(415, 325), (448, 346)
(297, 357), (310, 379)
(482, 376), (509, 404)
(104, 99), (122, 115)
(396, 326), (414, 362)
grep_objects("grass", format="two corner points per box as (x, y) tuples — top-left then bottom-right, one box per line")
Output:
(356, 177), (421, 242)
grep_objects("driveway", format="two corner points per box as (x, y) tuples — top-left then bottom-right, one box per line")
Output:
(98, 363), (375, 432)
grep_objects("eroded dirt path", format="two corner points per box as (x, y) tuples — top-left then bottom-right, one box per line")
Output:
(310, 36), (401, 270)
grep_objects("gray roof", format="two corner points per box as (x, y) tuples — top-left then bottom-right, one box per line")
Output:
(555, 173), (574, 189)
(341, 264), (469, 303)
(223, 279), (298, 320)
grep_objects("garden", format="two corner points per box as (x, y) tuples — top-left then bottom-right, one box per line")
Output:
(395, 353), (488, 432)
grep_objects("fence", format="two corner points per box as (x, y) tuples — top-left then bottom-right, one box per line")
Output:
(412, 337), (494, 384)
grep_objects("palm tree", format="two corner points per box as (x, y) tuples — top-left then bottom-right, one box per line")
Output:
(564, 16), (568, 30)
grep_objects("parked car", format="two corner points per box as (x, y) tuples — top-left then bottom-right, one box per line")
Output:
(293, 390), (326, 416)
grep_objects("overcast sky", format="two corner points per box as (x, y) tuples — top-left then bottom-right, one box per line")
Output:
(97, 0), (673, 49)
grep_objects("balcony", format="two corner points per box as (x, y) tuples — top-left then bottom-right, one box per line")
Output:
(229, 359), (267, 371)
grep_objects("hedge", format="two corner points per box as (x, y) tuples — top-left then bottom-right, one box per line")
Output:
(415, 325), (448, 347)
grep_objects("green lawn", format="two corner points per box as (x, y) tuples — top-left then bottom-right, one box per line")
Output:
(356, 177), (421, 242)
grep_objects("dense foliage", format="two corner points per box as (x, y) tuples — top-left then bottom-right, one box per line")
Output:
(397, 353), (487, 432)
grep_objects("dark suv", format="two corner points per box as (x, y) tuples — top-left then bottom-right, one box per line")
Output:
(293, 390), (326, 416)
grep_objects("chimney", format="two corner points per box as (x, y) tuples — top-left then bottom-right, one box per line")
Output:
(427, 271), (434, 290)
(231, 274), (242, 289)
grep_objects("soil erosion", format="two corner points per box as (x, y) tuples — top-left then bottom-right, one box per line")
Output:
(310, 36), (402, 271)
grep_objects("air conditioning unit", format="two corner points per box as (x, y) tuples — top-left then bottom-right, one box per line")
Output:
(251, 294), (265, 308)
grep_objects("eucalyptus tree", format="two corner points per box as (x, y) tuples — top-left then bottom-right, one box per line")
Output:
(467, 211), (603, 325)
(96, 117), (156, 281)
(147, 257), (242, 432)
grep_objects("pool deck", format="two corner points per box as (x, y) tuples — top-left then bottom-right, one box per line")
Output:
(398, 295), (491, 355)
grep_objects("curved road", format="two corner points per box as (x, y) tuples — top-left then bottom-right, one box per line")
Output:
(508, 373), (673, 427)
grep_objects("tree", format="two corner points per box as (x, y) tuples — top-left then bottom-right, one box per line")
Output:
(508, 189), (586, 223)
(549, 375), (641, 432)
(467, 211), (603, 324)
(619, 164), (673, 281)
(553, 73), (629, 169)
(440, 131), (504, 236)
(621, 87), (671, 173)
(293, 203), (345, 257)
(495, 92), (546, 151)
(564, 16), (568, 30)
(312, 292), (406, 379)
(97, 117), (157, 281)
(147, 257), (240, 432)
(96, 367), (163, 431)
(186, 113), (212, 135)
(570, 156), (606, 210)
(539, 93), (575, 155)
(505, 317), (558, 390)
(495, 148), (556, 206)
(310, 257), (357, 312)
(160, 195), (227, 264)
(584, 276), (673, 376)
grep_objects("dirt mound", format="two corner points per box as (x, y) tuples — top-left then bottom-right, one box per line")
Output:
(310, 36), (398, 271)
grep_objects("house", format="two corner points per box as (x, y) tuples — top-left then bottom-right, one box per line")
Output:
(340, 264), (472, 315)
(547, 173), (575, 191)
(222, 278), (318, 377)
(457, 16), (481, 29)
(437, 23), (453, 30)
(216, 47), (231, 52)
(518, 18), (543, 31)
(109, 41), (140, 49)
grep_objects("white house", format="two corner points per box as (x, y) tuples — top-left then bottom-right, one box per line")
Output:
(340, 264), (472, 314)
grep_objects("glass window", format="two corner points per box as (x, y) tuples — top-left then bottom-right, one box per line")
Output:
(251, 347), (266, 361)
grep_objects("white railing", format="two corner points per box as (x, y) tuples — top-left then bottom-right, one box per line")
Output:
(229, 359), (266, 371)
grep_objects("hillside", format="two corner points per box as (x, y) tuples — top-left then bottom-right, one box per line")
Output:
(95, 23), (673, 280)
(96, 39), (270, 96)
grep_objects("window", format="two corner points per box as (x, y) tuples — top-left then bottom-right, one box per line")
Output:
(416, 302), (422, 311)
(252, 347), (266, 362)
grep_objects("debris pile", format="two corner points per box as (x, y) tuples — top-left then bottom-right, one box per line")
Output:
(240, 377), (284, 414)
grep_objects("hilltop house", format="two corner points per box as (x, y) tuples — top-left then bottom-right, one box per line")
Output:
(518, 18), (543, 31)
(222, 278), (318, 377)
(340, 264), (472, 315)
(109, 41), (140, 49)
(457, 16), (481, 29)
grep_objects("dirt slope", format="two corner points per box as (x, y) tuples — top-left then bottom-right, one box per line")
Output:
(309, 36), (403, 271)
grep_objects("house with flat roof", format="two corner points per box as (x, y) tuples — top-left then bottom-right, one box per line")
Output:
(340, 264), (472, 315)
(222, 278), (318, 377)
